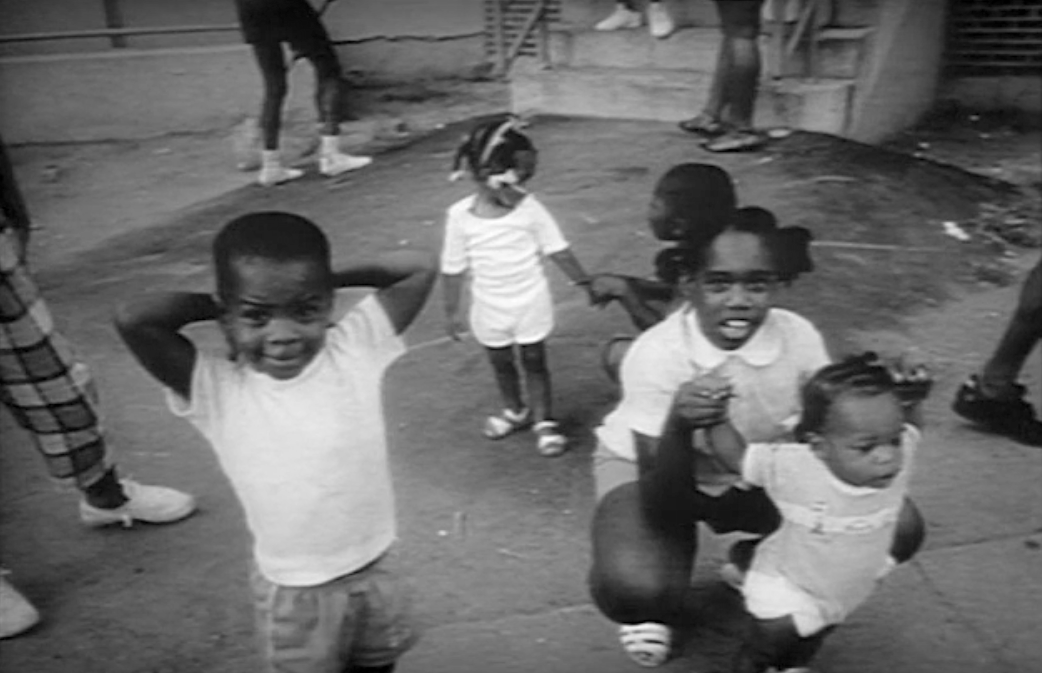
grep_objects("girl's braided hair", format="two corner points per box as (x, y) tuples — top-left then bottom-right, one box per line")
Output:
(449, 113), (534, 182)
(794, 352), (895, 440)
(655, 206), (814, 284)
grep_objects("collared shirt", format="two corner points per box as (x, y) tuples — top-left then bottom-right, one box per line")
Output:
(595, 305), (830, 488)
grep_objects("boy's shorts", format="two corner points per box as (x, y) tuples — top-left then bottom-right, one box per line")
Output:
(236, 0), (334, 59)
(470, 289), (554, 349)
(250, 551), (420, 673)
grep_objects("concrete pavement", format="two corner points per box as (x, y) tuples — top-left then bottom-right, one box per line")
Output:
(1, 116), (1039, 673)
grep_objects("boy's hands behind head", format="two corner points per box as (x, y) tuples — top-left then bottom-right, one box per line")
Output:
(672, 370), (733, 428)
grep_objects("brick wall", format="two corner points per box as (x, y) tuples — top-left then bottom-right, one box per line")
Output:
(946, 0), (1042, 74)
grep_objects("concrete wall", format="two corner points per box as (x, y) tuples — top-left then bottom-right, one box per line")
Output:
(940, 76), (1042, 115)
(0, 0), (487, 78)
(0, 0), (485, 57)
(847, 0), (948, 143)
(0, 45), (315, 143)
(0, 0), (488, 143)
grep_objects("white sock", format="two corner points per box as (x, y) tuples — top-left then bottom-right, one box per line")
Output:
(320, 135), (340, 157)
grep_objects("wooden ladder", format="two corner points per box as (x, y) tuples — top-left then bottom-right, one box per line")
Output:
(485, 0), (559, 78)
(764, 0), (874, 79)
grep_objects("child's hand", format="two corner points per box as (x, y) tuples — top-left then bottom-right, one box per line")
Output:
(588, 274), (627, 307)
(672, 372), (733, 428)
(887, 354), (933, 404)
(445, 314), (468, 341)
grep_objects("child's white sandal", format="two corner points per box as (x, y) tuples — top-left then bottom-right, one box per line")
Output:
(618, 622), (671, 667)
(483, 408), (531, 439)
(533, 420), (568, 457)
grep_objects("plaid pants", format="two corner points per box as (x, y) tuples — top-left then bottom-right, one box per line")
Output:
(0, 226), (110, 489)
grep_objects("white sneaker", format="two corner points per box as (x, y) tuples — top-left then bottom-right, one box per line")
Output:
(79, 479), (196, 528)
(257, 165), (304, 187)
(595, 4), (642, 31)
(0, 575), (40, 639)
(647, 3), (676, 39)
(319, 152), (372, 177)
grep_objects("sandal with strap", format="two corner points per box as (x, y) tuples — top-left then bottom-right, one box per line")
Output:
(483, 408), (531, 439)
(533, 420), (568, 457)
(618, 622), (672, 667)
(678, 114), (728, 137)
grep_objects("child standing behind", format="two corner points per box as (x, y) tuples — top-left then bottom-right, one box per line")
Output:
(115, 212), (435, 673)
(703, 353), (931, 673)
(440, 116), (594, 457)
(234, 0), (372, 186)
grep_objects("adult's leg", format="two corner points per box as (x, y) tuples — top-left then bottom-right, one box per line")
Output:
(953, 258), (1042, 445)
(0, 229), (194, 523)
(303, 45), (344, 137)
(981, 258), (1042, 394)
(304, 49), (371, 173)
(703, 1), (769, 152)
(250, 42), (289, 151)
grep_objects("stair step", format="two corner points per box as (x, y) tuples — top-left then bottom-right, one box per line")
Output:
(814, 26), (875, 41)
(550, 26), (721, 71)
(549, 25), (867, 79)
(510, 65), (855, 135)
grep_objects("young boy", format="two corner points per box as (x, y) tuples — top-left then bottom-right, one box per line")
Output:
(115, 211), (436, 672)
(234, 0), (372, 186)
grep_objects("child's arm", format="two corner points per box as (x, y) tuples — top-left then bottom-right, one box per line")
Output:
(333, 249), (437, 335)
(638, 379), (730, 525)
(441, 272), (467, 340)
(547, 248), (593, 296)
(114, 293), (220, 400)
(590, 274), (674, 330)
(704, 421), (747, 475)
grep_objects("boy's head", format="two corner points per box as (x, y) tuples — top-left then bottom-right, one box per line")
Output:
(674, 208), (813, 350)
(648, 163), (736, 244)
(451, 114), (536, 208)
(213, 212), (335, 380)
(796, 354), (906, 489)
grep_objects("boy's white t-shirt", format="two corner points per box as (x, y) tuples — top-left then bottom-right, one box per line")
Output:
(741, 425), (919, 634)
(168, 295), (405, 587)
(439, 193), (570, 314)
(596, 306), (830, 490)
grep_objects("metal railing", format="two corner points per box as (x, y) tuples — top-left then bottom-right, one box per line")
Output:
(0, 0), (237, 49)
